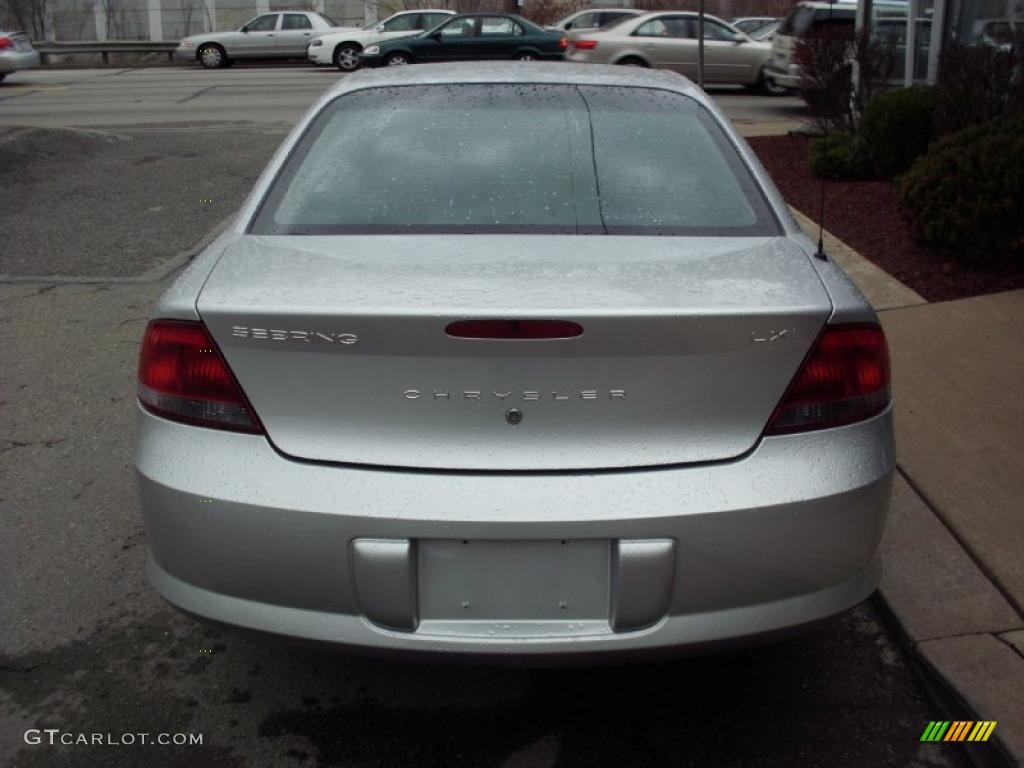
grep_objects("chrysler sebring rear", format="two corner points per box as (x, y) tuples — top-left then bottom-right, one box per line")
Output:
(135, 64), (894, 657)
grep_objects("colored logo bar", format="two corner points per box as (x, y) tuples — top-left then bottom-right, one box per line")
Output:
(920, 721), (997, 742)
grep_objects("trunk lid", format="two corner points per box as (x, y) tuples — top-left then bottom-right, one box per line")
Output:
(197, 235), (831, 470)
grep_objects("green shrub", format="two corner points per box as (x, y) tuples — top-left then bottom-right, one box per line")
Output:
(898, 117), (1024, 266)
(809, 132), (874, 180)
(860, 85), (936, 178)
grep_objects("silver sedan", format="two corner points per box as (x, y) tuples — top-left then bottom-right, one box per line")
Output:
(175, 11), (338, 68)
(568, 12), (786, 93)
(135, 63), (894, 659)
(0, 29), (40, 81)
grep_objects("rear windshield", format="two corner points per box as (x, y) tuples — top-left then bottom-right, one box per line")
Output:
(250, 84), (779, 236)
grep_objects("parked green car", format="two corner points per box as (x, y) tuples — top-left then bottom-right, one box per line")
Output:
(359, 13), (568, 67)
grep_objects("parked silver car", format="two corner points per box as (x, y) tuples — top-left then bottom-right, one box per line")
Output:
(731, 16), (778, 34)
(567, 12), (786, 93)
(548, 7), (645, 31)
(0, 29), (40, 81)
(749, 19), (781, 41)
(175, 11), (339, 68)
(135, 63), (894, 659)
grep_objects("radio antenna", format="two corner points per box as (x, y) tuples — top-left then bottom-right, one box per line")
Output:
(813, 0), (837, 261)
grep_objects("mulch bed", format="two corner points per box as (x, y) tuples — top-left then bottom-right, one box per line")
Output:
(747, 134), (1024, 303)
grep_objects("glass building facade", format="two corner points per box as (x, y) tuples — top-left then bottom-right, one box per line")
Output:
(859, 0), (1023, 84)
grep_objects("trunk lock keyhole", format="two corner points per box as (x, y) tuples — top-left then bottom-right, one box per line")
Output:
(505, 408), (523, 426)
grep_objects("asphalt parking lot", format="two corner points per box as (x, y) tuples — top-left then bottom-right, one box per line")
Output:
(0, 67), (977, 768)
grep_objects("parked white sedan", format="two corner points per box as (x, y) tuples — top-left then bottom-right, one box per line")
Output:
(308, 9), (455, 71)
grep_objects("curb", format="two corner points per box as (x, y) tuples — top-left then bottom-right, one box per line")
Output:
(877, 474), (1024, 764)
(789, 207), (926, 311)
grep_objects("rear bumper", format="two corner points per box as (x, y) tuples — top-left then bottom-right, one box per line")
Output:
(0, 49), (40, 74)
(136, 406), (895, 657)
(307, 45), (331, 65)
(764, 63), (802, 90)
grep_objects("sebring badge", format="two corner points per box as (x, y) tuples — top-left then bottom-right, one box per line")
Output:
(232, 326), (358, 345)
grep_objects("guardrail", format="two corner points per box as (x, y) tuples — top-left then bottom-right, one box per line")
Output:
(34, 41), (179, 64)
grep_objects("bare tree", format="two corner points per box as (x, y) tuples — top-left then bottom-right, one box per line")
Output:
(53, 0), (93, 38)
(796, 25), (892, 133)
(0, 0), (49, 38)
(521, 0), (586, 26)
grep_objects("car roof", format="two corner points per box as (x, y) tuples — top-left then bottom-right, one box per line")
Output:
(616, 11), (737, 25)
(631, 11), (730, 19)
(789, 0), (857, 6)
(324, 61), (709, 104)
(447, 12), (530, 18)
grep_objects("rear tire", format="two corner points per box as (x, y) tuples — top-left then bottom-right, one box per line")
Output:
(0, 74), (6, 82)
(757, 71), (789, 96)
(385, 52), (410, 66)
(197, 44), (226, 69)
(616, 56), (648, 67)
(334, 44), (361, 72)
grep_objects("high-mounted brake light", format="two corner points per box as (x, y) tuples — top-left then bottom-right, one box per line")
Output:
(446, 319), (583, 339)
(766, 323), (890, 434)
(138, 320), (263, 433)
(572, 39), (598, 50)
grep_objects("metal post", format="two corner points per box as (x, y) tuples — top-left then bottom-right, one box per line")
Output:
(926, 0), (947, 83)
(698, 0), (705, 89)
(202, 0), (217, 33)
(147, 0), (164, 41)
(93, 0), (108, 40)
(855, 0), (872, 33)
(905, 0), (920, 85)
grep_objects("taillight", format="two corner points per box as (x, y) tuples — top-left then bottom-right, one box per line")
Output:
(138, 320), (263, 433)
(559, 35), (569, 49)
(0, 37), (12, 50)
(572, 39), (598, 50)
(766, 323), (890, 434)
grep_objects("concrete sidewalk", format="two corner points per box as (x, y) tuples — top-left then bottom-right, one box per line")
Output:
(735, 101), (1024, 758)
(878, 290), (1024, 762)
(793, 214), (1024, 761)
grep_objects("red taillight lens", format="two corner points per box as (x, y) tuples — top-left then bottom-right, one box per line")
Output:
(766, 323), (890, 435)
(572, 39), (598, 50)
(138, 320), (262, 433)
(0, 37), (13, 50)
(559, 35), (569, 49)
